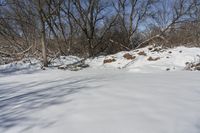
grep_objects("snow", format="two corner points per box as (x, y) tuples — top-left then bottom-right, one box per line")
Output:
(0, 69), (200, 133)
(0, 46), (200, 133)
(1, 46), (200, 74)
(0, 58), (41, 75)
(87, 46), (200, 72)
(0, 56), (82, 75)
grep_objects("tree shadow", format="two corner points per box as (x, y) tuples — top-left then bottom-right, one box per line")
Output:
(0, 61), (42, 76)
(0, 77), (100, 131)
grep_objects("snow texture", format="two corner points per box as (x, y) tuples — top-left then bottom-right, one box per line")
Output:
(0, 46), (200, 133)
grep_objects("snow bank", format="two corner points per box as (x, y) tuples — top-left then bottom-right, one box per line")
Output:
(0, 46), (200, 74)
(0, 58), (41, 74)
(0, 56), (82, 75)
(87, 46), (200, 72)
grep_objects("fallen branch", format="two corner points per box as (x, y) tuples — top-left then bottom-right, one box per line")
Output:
(16, 45), (33, 55)
(109, 39), (131, 51)
(58, 58), (89, 71)
(136, 34), (168, 49)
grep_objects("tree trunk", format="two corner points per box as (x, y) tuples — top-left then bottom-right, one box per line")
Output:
(41, 22), (48, 67)
(88, 39), (93, 57)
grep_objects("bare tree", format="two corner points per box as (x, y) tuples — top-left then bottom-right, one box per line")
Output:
(140, 0), (198, 48)
(112, 0), (157, 49)
(1, 0), (200, 65)
(62, 0), (118, 57)
(31, 0), (63, 66)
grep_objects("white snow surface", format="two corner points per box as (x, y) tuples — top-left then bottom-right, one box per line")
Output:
(0, 69), (200, 133)
(87, 46), (200, 72)
(0, 46), (200, 133)
(1, 46), (200, 74)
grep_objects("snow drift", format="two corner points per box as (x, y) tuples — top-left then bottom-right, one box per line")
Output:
(0, 46), (200, 74)
(1, 46), (200, 133)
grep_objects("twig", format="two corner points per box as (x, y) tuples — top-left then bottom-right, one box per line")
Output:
(109, 39), (131, 51)
(16, 45), (33, 55)
(136, 35), (168, 49)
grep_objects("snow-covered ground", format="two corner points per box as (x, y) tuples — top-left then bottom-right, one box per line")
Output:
(1, 46), (200, 74)
(87, 46), (200, 72)
(0, 46), (200, 133)
(0, 69), (200, 133)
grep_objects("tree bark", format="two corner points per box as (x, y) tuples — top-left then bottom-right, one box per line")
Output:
(41, 21), (48, 67)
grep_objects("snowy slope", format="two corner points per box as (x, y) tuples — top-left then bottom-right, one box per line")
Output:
(0, 69), (200, 133)
(0, 46), (200, 74)
(0, 46), (200, 133)
(0, 56), (82, 75)
(87, 46), (200, 72)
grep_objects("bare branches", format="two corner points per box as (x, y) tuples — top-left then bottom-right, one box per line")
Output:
(1, 0), (200, 64)
(137, 0), (199, 48)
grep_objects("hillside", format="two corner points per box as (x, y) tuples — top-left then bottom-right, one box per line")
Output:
(1, 46), (200, 74)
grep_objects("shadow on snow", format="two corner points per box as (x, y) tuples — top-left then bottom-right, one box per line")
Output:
(0, 77), (100, 131)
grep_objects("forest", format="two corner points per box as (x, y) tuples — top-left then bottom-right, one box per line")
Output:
(0, 0), (200, 66)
